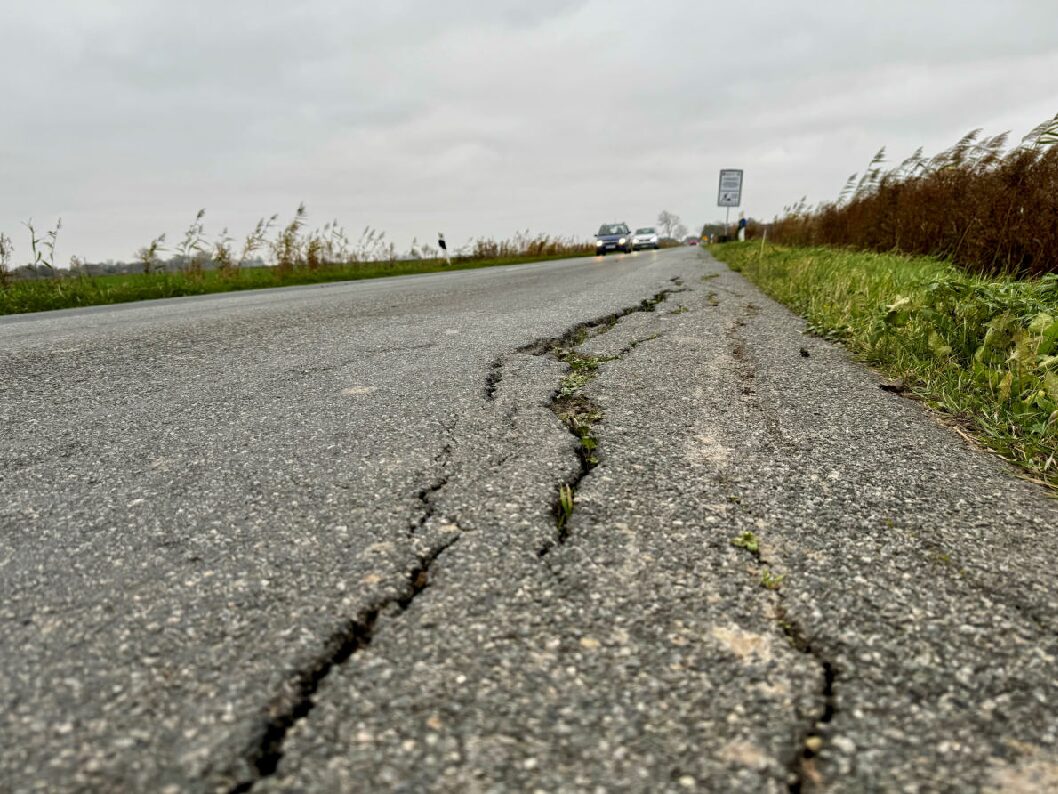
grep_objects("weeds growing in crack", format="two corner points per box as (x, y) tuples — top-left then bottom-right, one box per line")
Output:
(556, 349), (618, 397)
(518, 288), (679, 556)
(557, 483), (574, 528)
(760, 568), (785, 590)
(731, 530), (760, 556)
(555, 394), (603, 468)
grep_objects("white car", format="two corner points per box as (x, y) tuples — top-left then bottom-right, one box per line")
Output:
(631, 227), (660, 250)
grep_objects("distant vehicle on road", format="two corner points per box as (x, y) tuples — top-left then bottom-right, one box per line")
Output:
(631, 227), (660, 250)
(685, 236), (699, 246)
(595, 223), (632, 255)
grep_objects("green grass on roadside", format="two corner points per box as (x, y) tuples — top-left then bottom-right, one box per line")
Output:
(711, 242), (1058, 488)
(0, 252), (593, 316)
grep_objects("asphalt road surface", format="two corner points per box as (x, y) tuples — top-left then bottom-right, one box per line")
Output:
(3, 248), (1058, 793)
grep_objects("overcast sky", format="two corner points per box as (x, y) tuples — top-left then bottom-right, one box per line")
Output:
(2, 0), (1057, 262)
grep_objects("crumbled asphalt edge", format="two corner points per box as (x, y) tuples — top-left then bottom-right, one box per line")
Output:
(726, 302), (839, 792)
(516, 288), (683, 557)
(226, 536), (459, 793)
(483, 356), (504, 401)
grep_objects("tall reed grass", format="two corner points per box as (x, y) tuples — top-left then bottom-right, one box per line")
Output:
(764, 114), (1058, 277)
(0, 204), (595, 315)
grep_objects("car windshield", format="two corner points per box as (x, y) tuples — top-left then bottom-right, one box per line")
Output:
(598, 224), (628, 235)
(636, 228), (655, 234)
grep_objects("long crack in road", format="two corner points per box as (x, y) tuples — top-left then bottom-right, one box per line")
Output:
(3, 249), (1058, 792)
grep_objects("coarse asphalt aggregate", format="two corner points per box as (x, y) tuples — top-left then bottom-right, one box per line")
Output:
(3, 248), (1058, 792)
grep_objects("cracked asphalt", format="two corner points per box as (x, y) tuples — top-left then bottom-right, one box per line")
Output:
(3, 248), (1058, 792)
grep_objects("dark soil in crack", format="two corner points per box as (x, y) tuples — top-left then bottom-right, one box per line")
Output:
(520, 287), (679, 558)
(726, 505), (838, 789)
(517, 288), (683, 356)
(776, 603), (837, 793)
(723, 306), (837, 788)
(542, 391), (603, 555)
(410, 431), (454, 536)
(483, 357), (504, 401)
(226, 537), (459, 793)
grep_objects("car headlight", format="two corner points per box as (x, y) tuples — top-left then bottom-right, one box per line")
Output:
(618, 238), (626, 245)
(595, 239), (603, 246)
(650, 235), (658, 242)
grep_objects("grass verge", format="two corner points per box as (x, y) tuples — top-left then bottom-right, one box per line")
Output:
(712, 242), (1058, 488)
(0, 252), (592, 316)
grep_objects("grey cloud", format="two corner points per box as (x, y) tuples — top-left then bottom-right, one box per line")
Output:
(1, 0), (1056, 261)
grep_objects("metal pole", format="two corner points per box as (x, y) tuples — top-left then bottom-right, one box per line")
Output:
(725, 207), (730, 239)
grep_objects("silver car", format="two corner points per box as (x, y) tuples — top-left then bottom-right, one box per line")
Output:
(631, 227), (660, 250)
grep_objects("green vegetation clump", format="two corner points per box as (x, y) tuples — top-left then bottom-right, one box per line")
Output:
(760, 568), (785, 590)
(713, 242), (1058, 487)
(557, 483), (574, 528)
(555, 350), (618, 397)
(731, 531), (760, 555)
(553, 349), (611, 468)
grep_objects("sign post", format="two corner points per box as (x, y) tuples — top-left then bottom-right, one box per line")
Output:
(437, 233), (450, 265)
(717, 169), (743, 238)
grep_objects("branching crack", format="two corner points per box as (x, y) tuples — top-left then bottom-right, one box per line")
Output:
(227, 536), (460, 793)
(518, 288), (677, 558)
(220, 287), (688, 789)
(619, 333), (663, 356)
(517, 288), (684, 356)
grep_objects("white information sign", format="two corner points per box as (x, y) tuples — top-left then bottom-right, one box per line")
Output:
(718, 169), (743, 208)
